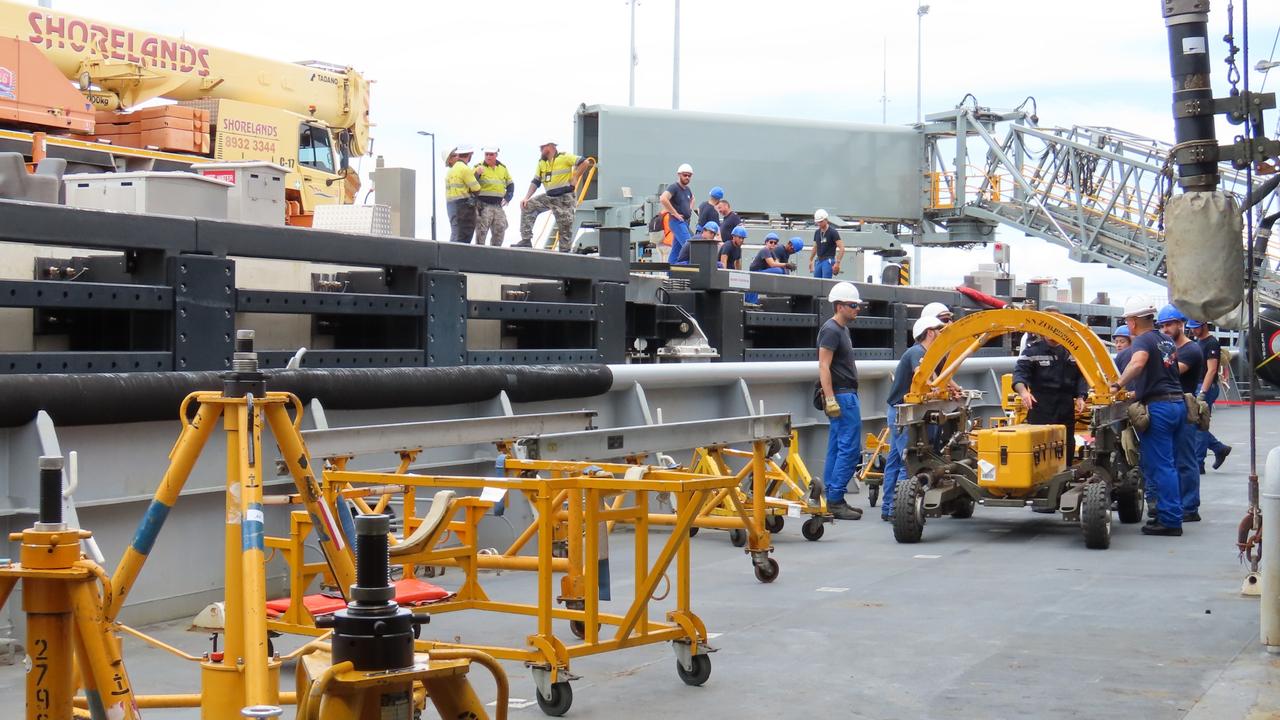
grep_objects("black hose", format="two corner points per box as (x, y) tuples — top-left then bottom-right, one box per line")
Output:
(1244, 175), (1280, 214)
(0, 365), (613, 428)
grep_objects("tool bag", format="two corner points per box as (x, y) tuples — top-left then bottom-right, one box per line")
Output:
(1185, 393), (1212, 431)
(812, 381), (825, 411)
(1126, 401), (1150, 433)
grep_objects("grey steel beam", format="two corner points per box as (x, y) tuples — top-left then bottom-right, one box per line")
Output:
(518, 413), (793, 461)
(303, 410), (599, 459)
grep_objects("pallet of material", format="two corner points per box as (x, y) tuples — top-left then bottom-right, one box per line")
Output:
(140, 128), (209, 153)
(91, 133), (141, 147)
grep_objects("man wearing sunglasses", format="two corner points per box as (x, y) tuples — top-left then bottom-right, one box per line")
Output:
(818, 282), (867, 521)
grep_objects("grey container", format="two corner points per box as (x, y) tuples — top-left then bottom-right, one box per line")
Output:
(63, 171), (230, 219)
(191, 162), (288, 226)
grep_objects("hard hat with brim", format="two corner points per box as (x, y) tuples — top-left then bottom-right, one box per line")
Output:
(1121, 297), (1158, 318)
(482, 147), (499, 154)
(1114, 325), (1131, 338)
(922, 301), (952, 319)
(541, 141), (558, 147)
(731, 227), (748, 238)
(1156, 303), (1188, 325)
(789, 237), (804, 252)
(913, 316), (944, 339)
(1186, 319), (1203, 329)
(455, 144), (474, 154)
(828, 282), (861, 304)
(701, 221), (720, 234)
(710, 186), (725, 199)
(765, 232), (780, 242)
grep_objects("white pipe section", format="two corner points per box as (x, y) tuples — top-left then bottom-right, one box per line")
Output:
(607, 358), (1017, 391)
(1262, 446), (1280, 651)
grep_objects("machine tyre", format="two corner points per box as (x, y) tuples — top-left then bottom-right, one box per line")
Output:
(950, 495), (976, 519)
(677, 654), (713, 686)
(765, 514), (784, 533)
(892, 476), (926, 544)
(728, 529), (747, 547)
(801, 517), (825, 541)
(569, 620), (600, 640)
(1116, 472), (1145, 524)
(537, 681), (574, 717)
(1081, 482), (1112, 550)
(868, 484), (880, 507)
(753, 557), (780, 583)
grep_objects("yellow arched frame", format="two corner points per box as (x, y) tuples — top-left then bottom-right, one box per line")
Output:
(903, 309), (1122, 405)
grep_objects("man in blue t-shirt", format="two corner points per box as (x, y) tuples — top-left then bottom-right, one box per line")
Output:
(881, 315), (944, 521)
(720, 226), (746, 269)
(1158, 305), (1205, 522)
(1111, 299), (1186, 536)
(673, 221), (719, 265)
(660, 163), (695, 260)
(1189, 320), (1232, 472)
(818, 282), (866, 520)
(696, 186), (723, 232)
(809, 209), (844, 278)
(717, 199), (741, 243)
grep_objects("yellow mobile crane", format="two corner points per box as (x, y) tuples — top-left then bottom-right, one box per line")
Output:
(0, 0), (371, 224)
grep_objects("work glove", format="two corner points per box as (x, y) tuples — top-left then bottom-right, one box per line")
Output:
(824, 396), (841, 418)
(1196, 392), (1206, 401)
(786, 261), (797, 271)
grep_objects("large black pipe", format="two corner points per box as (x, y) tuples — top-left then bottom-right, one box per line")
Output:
(0, 364), (613, 428)
(1163, 0), (1219, 191)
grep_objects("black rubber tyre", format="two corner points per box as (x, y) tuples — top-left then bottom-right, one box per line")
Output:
(950, 495), (976, 519)
(677, 654), (713, 686)
(801, 517), (825, 541)
(764, 515), (784, 534)
(753, 557), (780, 583)
(688, 526), (700, 537)
(728, 528), (747, 547)
(1116, 471), (1145, 524)
(537, 682), (574, 717)
(568, 620), (600, 640)
(1081, 482), (1112, 550)
(892, 476), (926, 544)
(868, 484), (880, 508)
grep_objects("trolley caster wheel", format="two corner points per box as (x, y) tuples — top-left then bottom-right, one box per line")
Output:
(568, 620), (600, 640)
(753, 557), (780, 584)
(728, 529), (747, 547)
(536, 681), (573, 717)
(688, 526), (700, 537)
(868, 485), (879, 508)
(801, 517), (825, 541)
(676, 654), (713, 686)
(764, 514), (784, 534)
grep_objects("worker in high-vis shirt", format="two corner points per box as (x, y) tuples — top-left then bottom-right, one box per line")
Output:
(518, 141), (594, 251)
(445, 144), (481, 243)
(473, 147), (515, 246)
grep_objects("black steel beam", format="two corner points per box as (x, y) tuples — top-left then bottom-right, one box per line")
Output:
(743, 311), (818, 328)
(0, 351), (172, 374)
(195, 218), (438, 268)
(467, 349), (601, 365)
(171, 255), (234, 372)
(0, 199), (196, 253)
(237, 290), (423, 316)
(744, 348), (816, 362)
(436, 243), (629, 283)
(0, 280), (171, 310)
(257, 350), (425, 369)
(467, 300), (596, 321)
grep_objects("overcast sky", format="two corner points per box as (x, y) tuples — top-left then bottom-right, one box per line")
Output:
(45, 0), (1280, 301)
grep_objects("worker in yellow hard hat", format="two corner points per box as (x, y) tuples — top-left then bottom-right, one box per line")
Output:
(474, 147), (515, 246)
(445, 144), (481, 243)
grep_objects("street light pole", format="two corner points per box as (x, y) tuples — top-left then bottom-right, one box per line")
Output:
(416, 130), (437, 242)
(917, 1), (930, 125)
(629, 0), (638, 106)
(672, 0), (680, 110)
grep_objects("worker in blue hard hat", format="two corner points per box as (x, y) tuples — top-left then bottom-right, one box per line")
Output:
(1157, 304), (1205, 523)
(1188, 318), (1232, 473)
(720, 225), (747, 270)
(750, 233), (791, 274)
(673, 220), (719, 265)
(696, 186), (724, 234)
(1113, 324), (1132, 352)
(1111, 297), (1185, 536)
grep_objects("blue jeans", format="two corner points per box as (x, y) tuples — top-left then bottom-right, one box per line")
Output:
(668, 219), (692, 260)
(881, 404), (909, 516)
(1174, 408), (1199, 514)
(813, 258), (834, 279)
(745, 266), (784, 304)
(1196, 384), (1228, 461)
(1140, 400), (1185, 528)
(823, 392), (862, 504)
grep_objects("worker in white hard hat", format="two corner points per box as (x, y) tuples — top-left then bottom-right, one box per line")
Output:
(921, 301), (954, 324)
(660, 163), (696, 261)
(809, 209), (845, 279)
(817, 281), (866, 520)
(1110, 297), (1186, 537)
(444, 144), (481, 243)
(517, 141), (595, 251)
(473, 147), (514, 246)
(881, 315), (946, 521)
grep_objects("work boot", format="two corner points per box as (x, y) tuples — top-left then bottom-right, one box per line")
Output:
(512, 240), (533, 248)
(1141, 523), (1183, 536)
(1212, 445), (1232, 470)
(829, 500), (863, 520)
(1199, 462), (1206, 475)
(1183, 511), (1202, 522)
(881, 513), (891, 522)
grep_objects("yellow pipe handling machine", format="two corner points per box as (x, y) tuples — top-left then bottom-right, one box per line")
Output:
(0, 330), (506, 720)
(890, 309), (1142, 549)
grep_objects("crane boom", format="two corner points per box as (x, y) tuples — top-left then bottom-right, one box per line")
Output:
(0, 1), (371, 155)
